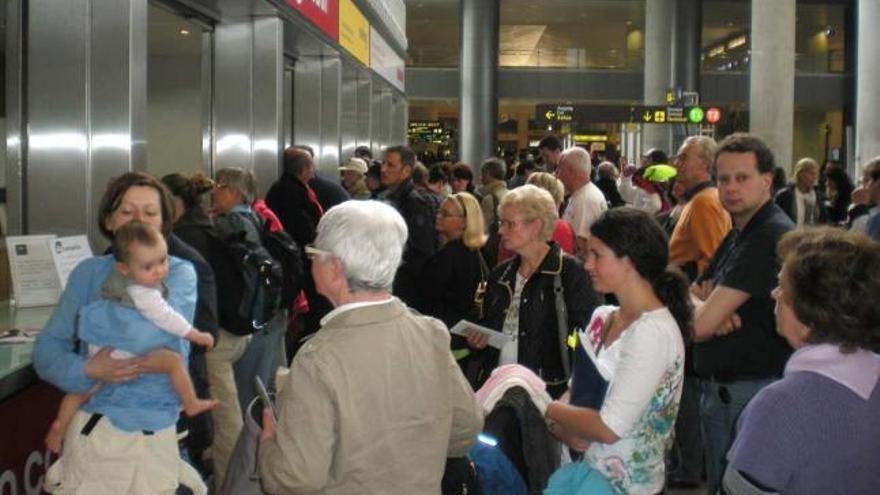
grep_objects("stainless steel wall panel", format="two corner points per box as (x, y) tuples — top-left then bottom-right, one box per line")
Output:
(293, 56), (322, 161)
(252, 16), (283, 195)
(201, 32), (214, 175)
(283, 65), (293, 150)
(340, 61), (359, 162)
(318, 56), (341, 176)
(391, 95), (407, 146)
(5, 0), (24, 235)
(379, 85), (392, 154)
(355, 69), (372, 151)
(90, 0), (148, 236)
(213, 22), (254, 175)
(27, 0), (90, 238)
(370, 78), (391, 157)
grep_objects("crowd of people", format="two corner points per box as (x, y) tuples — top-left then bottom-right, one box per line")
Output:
(31, 133), (878, 494)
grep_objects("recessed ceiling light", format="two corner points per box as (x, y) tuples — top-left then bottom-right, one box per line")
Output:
(179, 28), (191, 36)
(625, 20), (633, 26)
(726, 21), (735, 27)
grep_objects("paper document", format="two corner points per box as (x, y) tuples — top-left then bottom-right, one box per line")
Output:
(449, 320), (514, 349)
(6, 235), (61, 307)
(49, 235), (93, 289)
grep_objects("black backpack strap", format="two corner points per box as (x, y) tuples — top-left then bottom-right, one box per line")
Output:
(553, 272), (571, 378)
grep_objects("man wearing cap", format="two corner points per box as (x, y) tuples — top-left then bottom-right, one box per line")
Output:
(339, 157), (371, 200)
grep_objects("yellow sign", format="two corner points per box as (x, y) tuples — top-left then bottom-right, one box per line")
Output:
(573, 134), (608, 142)
(643, 111), (653, 123)
(339, 0), (370, 66)
(666, 91), (675, 104)
(653, 110), (666, 123)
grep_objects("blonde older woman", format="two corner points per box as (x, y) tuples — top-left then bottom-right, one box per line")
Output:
(467, 185), (601, 397)
(774, 157), (827, 226)
(528, 172), (576, 254)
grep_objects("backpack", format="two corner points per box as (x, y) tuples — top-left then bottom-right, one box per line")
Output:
(221, 212), (285, 335)
(255, 220), (304, 311)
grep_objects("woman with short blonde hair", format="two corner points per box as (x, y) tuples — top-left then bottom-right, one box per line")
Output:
(466, 185), (601, 396)
(527, 172), (576, 255)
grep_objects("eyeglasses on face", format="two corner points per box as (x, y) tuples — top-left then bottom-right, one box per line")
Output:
(305, 244), (333, 261)
(498, 218), (533, 230)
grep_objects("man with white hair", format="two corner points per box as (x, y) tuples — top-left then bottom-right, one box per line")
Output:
(557, 146), (608, 256)
(258, 201), (482, 494)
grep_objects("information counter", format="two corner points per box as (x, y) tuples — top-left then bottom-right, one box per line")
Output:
(0, 304), (61, 495)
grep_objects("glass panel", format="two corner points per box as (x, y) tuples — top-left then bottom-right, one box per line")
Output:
(146, 2), (212, 178)
(702, 1), (848, 74)
(701, 1), (751, 72)
(407, 0), (460, 67)
(499, 0), (644, 70)
(795, 3), (846, 73)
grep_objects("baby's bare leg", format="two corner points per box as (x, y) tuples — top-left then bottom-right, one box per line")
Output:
(141, 349), (218, 416)
(46, 389), (95, 453)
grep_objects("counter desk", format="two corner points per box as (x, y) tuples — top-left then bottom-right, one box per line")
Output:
(0, 304), (62, 495)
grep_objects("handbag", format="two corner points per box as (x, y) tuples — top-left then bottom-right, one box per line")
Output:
(471, 250), (490, 321)
(552, 273), (573, 379)
(219, 378), (275, 495)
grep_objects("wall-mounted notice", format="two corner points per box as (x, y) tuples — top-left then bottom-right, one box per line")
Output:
(370, 27), (405, 92)
(339, 0), (370, 66)
(49, 235), (93, 290)
(5, 235), (61, 308)
(286, 0), (339, 41)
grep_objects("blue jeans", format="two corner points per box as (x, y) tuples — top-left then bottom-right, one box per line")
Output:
(700, 378), (774, 495)
(234, 311), (288, 412)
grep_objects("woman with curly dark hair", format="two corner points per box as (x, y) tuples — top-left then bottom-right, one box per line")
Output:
(823, 167), (854, 223)
(544, 207), (692, 495)
(724, 227), (880, 495)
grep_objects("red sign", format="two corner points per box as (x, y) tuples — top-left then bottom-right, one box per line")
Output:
(0, 383), (63, 495)
(706, 107), (722, 124)
(287, 0), (339, 41)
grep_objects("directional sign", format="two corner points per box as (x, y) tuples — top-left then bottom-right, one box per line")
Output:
(556, 105), (574, 122)
(544, 109), (556, 120)
(642, 110), (653, 123)
(667, 106), (686, 123)
(653, 110), (666, 123)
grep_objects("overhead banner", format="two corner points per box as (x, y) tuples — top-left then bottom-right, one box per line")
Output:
(370, 27), (404, 92)
(339, 0), (370, 66)
(286, 0), (339, 41)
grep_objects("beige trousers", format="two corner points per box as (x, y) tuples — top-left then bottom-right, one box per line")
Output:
(44, 410), (205, 495)
(204, 329), (250, 490)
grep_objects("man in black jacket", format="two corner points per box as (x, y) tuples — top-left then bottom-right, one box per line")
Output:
(381, 145), (438, 308)
(266, 147), (332, 336)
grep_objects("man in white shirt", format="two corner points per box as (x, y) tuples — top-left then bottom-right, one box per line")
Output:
(557, 147), (608, 257)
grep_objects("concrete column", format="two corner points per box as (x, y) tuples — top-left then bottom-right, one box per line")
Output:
(643, 0), (674, 154)
(459, 0), (499, 175)
(855, 0), (880, 172)
(671, 0), (702, 94)
(749, 0), (796, 173)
